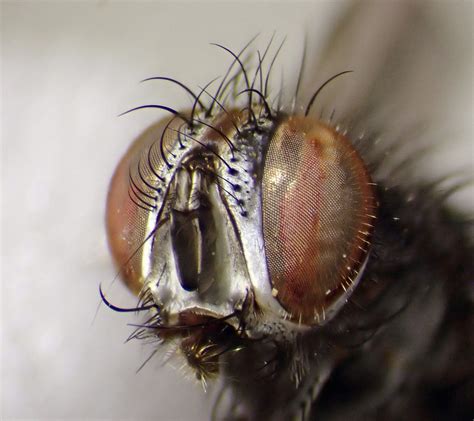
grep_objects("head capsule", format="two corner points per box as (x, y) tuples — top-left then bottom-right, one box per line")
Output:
(107, 103), (376, 334)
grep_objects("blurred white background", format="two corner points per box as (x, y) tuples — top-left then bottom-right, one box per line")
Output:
(2, 1), (472, 420)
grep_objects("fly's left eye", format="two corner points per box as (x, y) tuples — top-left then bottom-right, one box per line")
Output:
(262, 116), (377, 325)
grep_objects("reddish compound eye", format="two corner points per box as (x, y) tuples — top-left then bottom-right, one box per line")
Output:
(106, 120), (174, 296)
(106, 130), (149, 296)
(262, 116), (376, 325)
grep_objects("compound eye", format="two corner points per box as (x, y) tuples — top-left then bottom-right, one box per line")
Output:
(262, 116), (376, 325)
(106, 120), (174, 296)
(106, 131), (151, 296)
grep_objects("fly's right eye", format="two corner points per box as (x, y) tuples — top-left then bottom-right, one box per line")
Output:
(261, 116), (377, 324)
